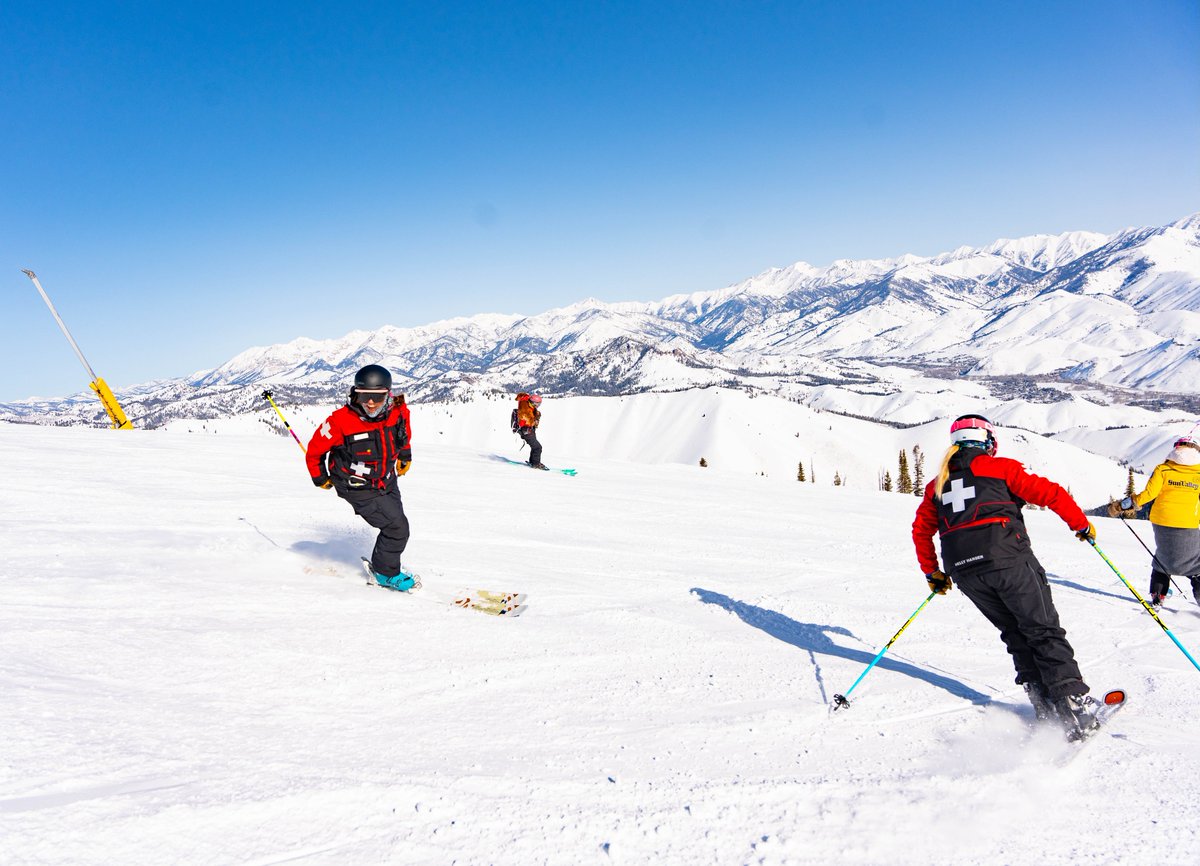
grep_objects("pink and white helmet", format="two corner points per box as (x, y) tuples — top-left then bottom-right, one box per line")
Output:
(950, 414), (997, 455)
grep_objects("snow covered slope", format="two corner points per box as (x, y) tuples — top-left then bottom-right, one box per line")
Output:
(3, 423), (1198, 865)
(169, 388), (1171, 504)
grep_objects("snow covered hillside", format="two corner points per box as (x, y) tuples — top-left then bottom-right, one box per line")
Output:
(4, 213), (1198, 429)
(3, 423), (1199, 865)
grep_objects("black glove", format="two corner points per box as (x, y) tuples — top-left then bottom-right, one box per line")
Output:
(926, 570), (952, 595)
(313, 476), (333, 489)
(1075, 522), (1096, 543)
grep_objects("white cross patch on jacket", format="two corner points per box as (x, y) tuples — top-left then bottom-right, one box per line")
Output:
(944, 477), (976, 513)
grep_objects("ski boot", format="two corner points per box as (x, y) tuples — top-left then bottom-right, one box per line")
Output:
(1149, 592), (1166, 609)
(1190, 576), (1200, 605)
(1022, 682), (1056, 723)
(361, 557), (420, 591)
(529, 462), (549, 471)
(377, 572), (417, 591)
(1052, 694), (1101, 742)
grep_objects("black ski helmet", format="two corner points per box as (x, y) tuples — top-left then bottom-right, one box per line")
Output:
(349, 364), (393, 418)
(353, 364), (392, 392)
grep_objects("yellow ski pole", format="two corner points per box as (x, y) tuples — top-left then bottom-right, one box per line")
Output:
(262, 390), (307, 455)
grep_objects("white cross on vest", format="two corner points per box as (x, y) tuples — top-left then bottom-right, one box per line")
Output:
(349, 461), (370, 476)
(320, 421), (333, 439)
(943, 477), (976, 513)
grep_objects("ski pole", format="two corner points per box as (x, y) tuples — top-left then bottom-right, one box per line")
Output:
(1085, 540), (1200, 674)
(262, 390), (307, 455)
(1118, 516), (1193, 604)
(832, 591), (937, 711)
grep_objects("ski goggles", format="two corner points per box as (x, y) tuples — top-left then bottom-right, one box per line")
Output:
(355, 390), (390, 403)
(949, 415), (994, 435)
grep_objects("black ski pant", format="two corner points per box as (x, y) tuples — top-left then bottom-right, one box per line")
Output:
(338, 484), (410, 578)
(519, 427), (542, 465)
(954, 557), (1087, 700)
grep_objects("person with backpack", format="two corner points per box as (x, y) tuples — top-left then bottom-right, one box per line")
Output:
(512, 392), (548, 470)
(1108, 435), (1200, 606)
(307, 364), (416, 591)
(912, 414), (1100, 738)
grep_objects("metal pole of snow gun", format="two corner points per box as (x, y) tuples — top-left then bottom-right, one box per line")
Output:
(832, 591), (937, 711)
(262, 390), (307, 454)
(1118, 515), (1194, 605)
(21, 268), (133, 429)
(1085, 539), (1200, 674)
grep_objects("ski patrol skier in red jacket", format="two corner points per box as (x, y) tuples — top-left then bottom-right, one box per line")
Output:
(307, 364), (416, 590)
(912, 414), (1100, 738)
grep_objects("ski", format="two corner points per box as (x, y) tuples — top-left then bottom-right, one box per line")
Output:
(359, 558), (526, 617)
(497, 456), (577, 476)
(452, 590), (528, 617)
(1068, 688), (1128, 743)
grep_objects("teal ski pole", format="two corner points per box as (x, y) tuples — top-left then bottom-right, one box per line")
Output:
(1087, 539), (1200, 674)
(832, 591), (937, 711)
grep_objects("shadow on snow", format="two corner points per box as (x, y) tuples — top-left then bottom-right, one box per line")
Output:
(1047, 575), (1133, 604)
(691, 587), (991, 707)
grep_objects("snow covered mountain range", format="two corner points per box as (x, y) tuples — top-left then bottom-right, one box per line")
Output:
(4, 213), (1198, 432)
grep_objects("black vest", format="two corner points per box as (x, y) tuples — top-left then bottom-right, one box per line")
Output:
(937, 450), (1031, 576)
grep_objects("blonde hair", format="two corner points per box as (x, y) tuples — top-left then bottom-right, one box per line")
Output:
(933, 444), (961, 501)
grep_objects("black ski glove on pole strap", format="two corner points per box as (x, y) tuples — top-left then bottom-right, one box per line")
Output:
(926, 570), (952, 595)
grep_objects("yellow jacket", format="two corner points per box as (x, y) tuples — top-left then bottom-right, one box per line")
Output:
(1134, 461), (1200, 529)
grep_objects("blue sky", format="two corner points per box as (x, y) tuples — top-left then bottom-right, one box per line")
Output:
(2, 0), (1198, 401)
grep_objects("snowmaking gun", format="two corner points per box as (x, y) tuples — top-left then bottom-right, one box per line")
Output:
(21, 268), (133, 430)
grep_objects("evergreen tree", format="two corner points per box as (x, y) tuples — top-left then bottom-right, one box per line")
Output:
(883, 470), (893, 492)
(897, 449), (913, 495)
(912, 445), (925, 495)
(1125, 467), (1136, 499)
(833, 471), (842, 486)
(699, 457), (708, 468)
(797, 461), (806, 482)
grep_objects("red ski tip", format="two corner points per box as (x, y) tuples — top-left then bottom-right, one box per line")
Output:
(1103, 689), (1126, 705)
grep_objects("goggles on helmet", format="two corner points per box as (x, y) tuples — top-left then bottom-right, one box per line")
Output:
(949, 415), (994, 436)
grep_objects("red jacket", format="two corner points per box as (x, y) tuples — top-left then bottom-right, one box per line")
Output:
(307, 400), (412, 492)
(912, 451), (1087, 576)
